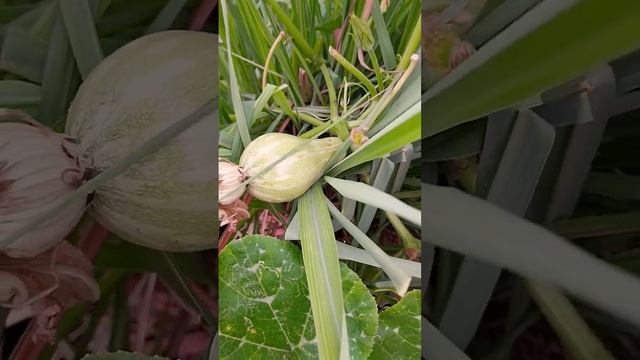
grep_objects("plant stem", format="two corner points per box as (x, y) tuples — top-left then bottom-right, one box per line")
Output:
(369, 50), (385, 92)
(358, 53), (418, 131)
(385, 210), (420, 258)
(262, 31), (286, 89)
(320, 63), (349, 139)
(320, 63), (338, 119)
(329, 46), (377, 96)
(297, 111), (326, 127)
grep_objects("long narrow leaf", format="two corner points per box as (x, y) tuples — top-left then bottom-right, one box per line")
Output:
(423, 317), (471, 360)
(439, 110), (555, 349)
(264, 0), (315, 59)
(298, 184), (347, 359)
(328, 101), (420, 175)
(38, 16), (78, 126)
(0, 80), (41, 107)
(423, 184), (640, 328)
(326, 198), (411, 295)
(60, 0), (104, 79)
(0, 26), (47, 82)
(336, 242), (420, 279)
(284, 215), (420, 278)
(527, 280), (615, 360)
(325, 176), (420, 226)
(424, 0), (640, 137)
(370, 0), (396, 69)
(220, 0), (251, 147)
(145, 0), (187, 34)
(357, 158), (394, 233)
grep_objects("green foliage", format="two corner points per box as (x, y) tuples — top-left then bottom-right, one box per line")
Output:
(218, 235), (378, 359)
(219, 1), (422, 357)
(370, 290), (421, 360)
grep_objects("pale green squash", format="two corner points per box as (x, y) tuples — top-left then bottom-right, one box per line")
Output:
(65, 31), (217, 251)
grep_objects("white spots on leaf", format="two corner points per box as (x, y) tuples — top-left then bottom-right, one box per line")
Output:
(296, 334), (318, 349)
(255, 294), (276, 305)
(248, 260), (265, 273)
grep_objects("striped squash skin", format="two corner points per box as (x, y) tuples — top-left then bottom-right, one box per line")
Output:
(239, 133), (343, 203)
(65, 31), (217, 251)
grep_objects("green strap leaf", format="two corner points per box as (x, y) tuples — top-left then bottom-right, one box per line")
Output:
(527, 280), (615, 360)
(60, 0), (104, 79)
(326, 197), (412, 296)
(424, 0), (640, 137)
(325, 176), (421, 226)
(423, 316), (471, 360)
(220, 0), (251, 147)
(0, 80), (41, 107)
(298, 183), (348, 359)
(423, 183), (640, 328)
(328, 101), (420, 175)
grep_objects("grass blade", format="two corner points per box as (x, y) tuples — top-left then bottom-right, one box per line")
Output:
(145, 0), (187, 34)
(0, 80), (41, 107)
(424, 0), (640, 137)
(547, 212), (640, 239)
(60, 0), (104, 79)
(438, 110), (555, 348)
(326, 198), (412, 295)
(264, 0), (315, 59)
(465, 0), (539, 46)
(284, 218), (420, 278)
(0, 26), (47, 82)
(370, 71), (420, 135)
(356, 157), (394, 233)
(336, 242), (420, 278)
(298, 183), (347, 359)
(0, 5), (39, 24)
(220, 0), (251, 147)
(527, 280), (615, 360)
(370, 0), (396, 69)
(325, 176), (420, 226)
(422, 183), (640, 328)
(38, 15), (79, 126)
(329, 100), (420, 175)
(423, 317), (471, 360)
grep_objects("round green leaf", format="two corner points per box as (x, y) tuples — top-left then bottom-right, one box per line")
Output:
(219, 235), (377, 359)
(370, 290), (421, 359)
